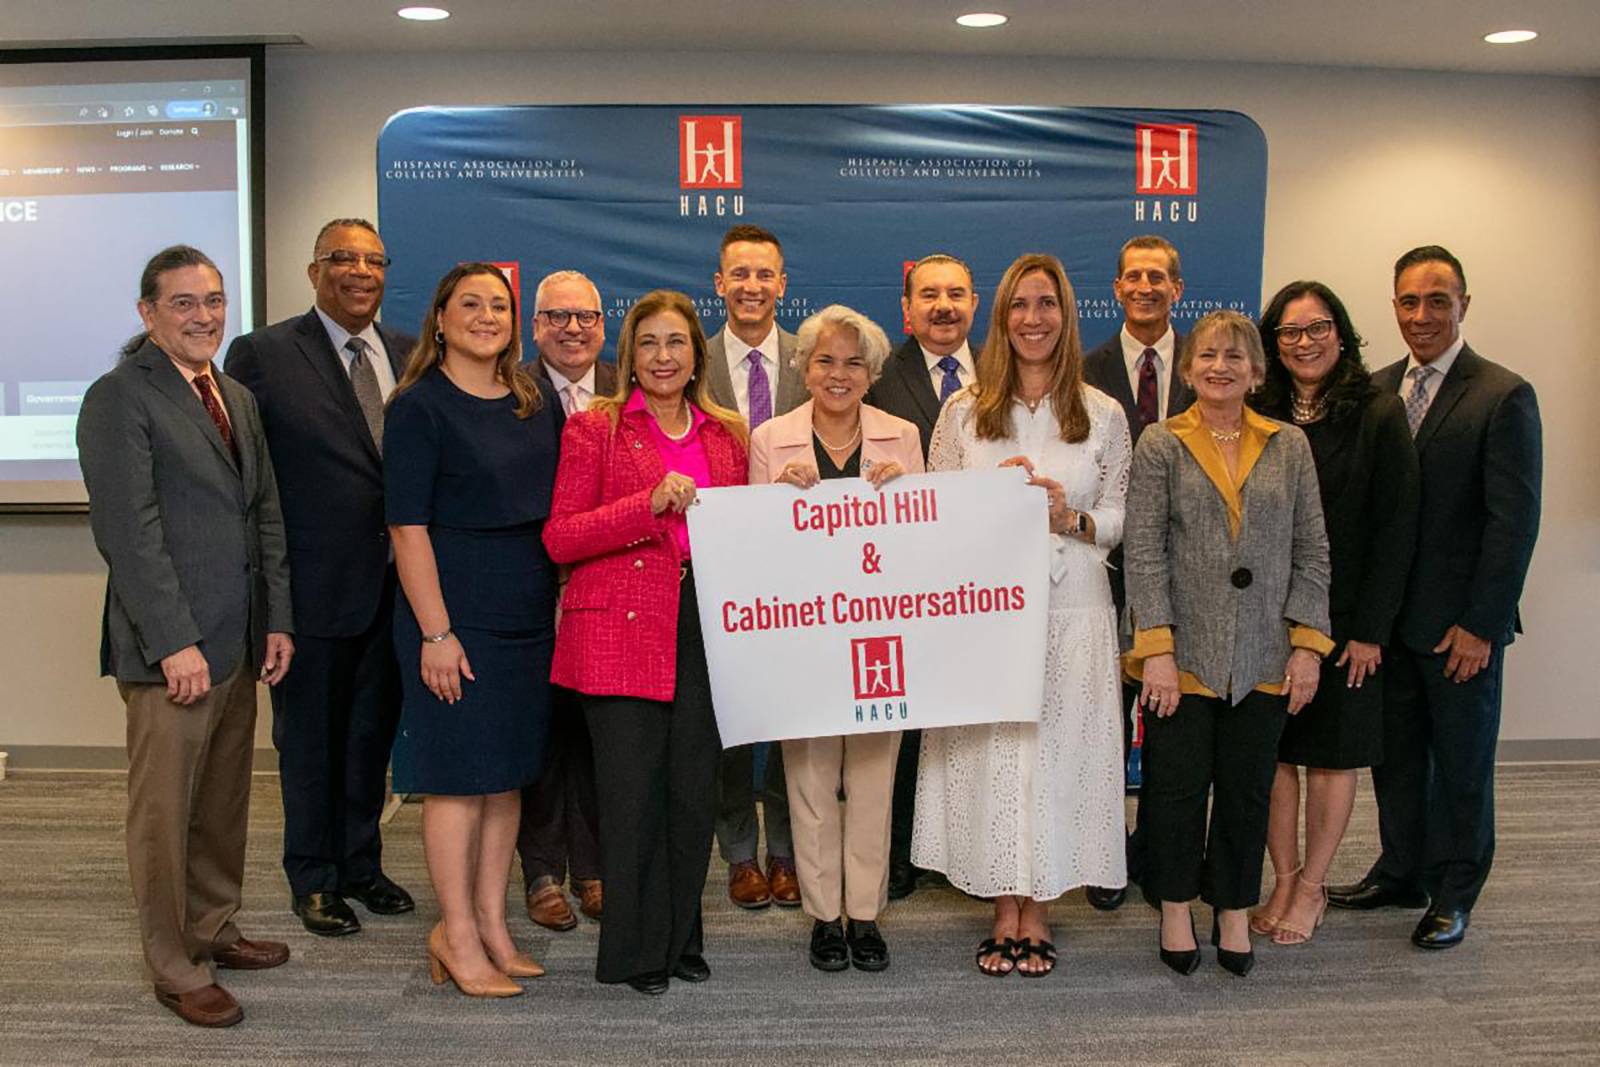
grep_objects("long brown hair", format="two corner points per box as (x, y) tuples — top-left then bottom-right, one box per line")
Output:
(969, 253), (1089, 443)
(589, 289), (747, 446)
(393, 262), (542, 418)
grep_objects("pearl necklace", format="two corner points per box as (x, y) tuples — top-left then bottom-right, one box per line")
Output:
(1291, 392), (1327, 424)
(813, 421), (862, 452)
(651, 400), (692, 441)
(1018, 393), (1047, 414)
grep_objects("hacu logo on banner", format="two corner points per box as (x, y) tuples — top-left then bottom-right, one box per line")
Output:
(852, 636), (906, 700)
(1135, 124), (1198, 195)
(680, 115), (743, 188)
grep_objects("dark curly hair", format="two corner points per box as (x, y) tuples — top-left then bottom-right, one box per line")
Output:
(1256, 280), (1375, 423)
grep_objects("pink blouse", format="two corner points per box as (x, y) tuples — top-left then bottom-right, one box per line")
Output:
(623, 389), (710, 558)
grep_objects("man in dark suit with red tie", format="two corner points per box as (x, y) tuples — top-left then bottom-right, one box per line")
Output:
(1328, 246), (1542, 949)
(517, 269), (616, 931)
(225, 219), (416, 937)
(863, 252), (980, 899)
(1080, 234), (1195, 910)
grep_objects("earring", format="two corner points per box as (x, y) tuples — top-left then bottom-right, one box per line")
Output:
(433, 330), (445, 346)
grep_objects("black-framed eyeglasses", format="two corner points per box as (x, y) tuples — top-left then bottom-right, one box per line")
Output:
(316, 250), (392, 270)
(1275, 318), (1335, 345)
(538, 308), (601, 329)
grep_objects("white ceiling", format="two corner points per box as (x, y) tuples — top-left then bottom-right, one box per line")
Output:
(3, 0), (1596, 77)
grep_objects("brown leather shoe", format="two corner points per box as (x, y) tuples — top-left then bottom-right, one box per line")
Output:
(155, 984), (243, 1027)
(526, 879), (578, 931)
(574, 878), (603, 921)
(767, 856), (802, 907)
(728, 859), (772, 909)
(213, 937), (290, 970)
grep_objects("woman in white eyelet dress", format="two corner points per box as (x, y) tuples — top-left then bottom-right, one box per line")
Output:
(911, 253), (1130, 976)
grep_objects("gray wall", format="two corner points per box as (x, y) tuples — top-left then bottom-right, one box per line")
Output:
(2, 50), (1595, 764)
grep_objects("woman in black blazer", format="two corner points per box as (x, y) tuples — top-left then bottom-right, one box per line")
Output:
(1249, 281), (1420, 946)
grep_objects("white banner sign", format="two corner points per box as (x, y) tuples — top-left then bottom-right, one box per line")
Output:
(687, 468), (1049, 747)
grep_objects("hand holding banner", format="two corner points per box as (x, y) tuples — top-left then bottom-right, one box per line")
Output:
(687, 468), (1049, 747)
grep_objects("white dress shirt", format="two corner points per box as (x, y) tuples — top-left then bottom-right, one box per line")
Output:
(921, 339), (975, 399)
(721, 324), (780, 421)
(1118, 325), (1176, 419)
(544, 361), (599, 414)
(1399, 336), (1466, 423)
(315, 307), (397, 400)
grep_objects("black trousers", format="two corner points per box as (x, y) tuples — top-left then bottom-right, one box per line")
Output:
(887, 728), (920, 869)
(584, 575), (722, 983)
(1140, 689), (1287, 910)
(1370, 644), (1503, 912)
(273, 571), (402, 897)
(516, 684), (601, 890)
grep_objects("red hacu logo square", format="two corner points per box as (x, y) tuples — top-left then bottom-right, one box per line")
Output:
(1135, 124), (1198, 195)
(680, 115), (743, 189)
(852, 636), (906, 700)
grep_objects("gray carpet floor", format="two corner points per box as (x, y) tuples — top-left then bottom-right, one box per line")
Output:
(1, 765), (1597, 1066)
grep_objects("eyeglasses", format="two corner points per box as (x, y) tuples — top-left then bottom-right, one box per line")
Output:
(1275, 318), (1335, 345)
(315, 250), (393, 270)
(157, 293), (227, 316)
(538, 308), (602, 329)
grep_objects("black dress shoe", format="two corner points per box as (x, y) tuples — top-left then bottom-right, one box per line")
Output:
(809, 919), (850, 972)
(887, 860), (918, 901)
(626, 971), (669, 995)
(845, 919), (890, 972)
(1326, 876), (1429, 911)
(1411, 907), (1469, 949)
(1086, 885), (1126, 911)
(672, 954), (710, 983)
(1158, 913), (1200, 976)
(343, 872), (415, 915)
(292, 892), (360, 937)
(1210, 915), (1254, 977)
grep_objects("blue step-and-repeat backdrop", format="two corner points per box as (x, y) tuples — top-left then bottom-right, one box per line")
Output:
(376, 105), (1266, 358)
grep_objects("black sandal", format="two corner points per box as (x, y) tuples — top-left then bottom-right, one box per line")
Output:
(974, 937), (1018, 977)
(1014, 938), (1058, 978)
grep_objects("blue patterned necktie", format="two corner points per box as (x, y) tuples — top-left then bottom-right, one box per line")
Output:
(746, 350), (772, 429)
(1404, 364), (1436, 436)
(936, 355), (962, 403)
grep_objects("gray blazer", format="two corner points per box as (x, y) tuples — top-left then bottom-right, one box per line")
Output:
(704, 323), (805, 419)
(1124, 412), (1331, 703)
(77, 338), (293, 685)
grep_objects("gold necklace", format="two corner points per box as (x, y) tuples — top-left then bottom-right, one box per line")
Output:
(1291, 391), (1327, 424)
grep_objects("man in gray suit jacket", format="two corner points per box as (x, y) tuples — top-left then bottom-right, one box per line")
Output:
(703, 225), (803, 908)
(1329, 246), (1542, 950)
(77, 245), (295, 1028)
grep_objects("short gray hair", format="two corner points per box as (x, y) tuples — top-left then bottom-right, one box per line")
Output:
(793, 304), (892, 383)
(534, 269), (601, 312)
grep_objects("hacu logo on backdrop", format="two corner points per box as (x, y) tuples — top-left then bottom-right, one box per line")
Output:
(1135, 124), (1197, 195)
(852, 636), (906, 700)
(680, 115), (743, 188)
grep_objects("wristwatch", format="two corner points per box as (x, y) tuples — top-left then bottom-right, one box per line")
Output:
(1070, 509), (1088, 535)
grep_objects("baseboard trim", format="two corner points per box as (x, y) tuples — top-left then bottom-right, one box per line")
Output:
(2, 739), (1597, 772)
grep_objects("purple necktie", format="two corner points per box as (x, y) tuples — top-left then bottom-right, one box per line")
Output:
(746, 350), (772, 429)
(936, 355), (962, 403)
(1136, 348), (1160, 427)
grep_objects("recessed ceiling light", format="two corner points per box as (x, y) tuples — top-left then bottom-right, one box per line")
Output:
(956, 12), (1008, 28)
(398, 6), (450, 21)
(1483, 29), (1537, 44)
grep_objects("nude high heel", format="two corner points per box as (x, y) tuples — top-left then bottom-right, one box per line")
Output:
(427, 922), (523, 997)
(1250, 864), (1300, 936)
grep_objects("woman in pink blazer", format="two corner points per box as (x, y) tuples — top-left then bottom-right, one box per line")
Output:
(544, 290), (748, 995)
(748, 304), (923, 974)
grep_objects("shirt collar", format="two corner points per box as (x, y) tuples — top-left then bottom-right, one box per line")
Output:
(1406, 336), (1465, 380)
(1119, 324), (1175, 374)
(920, 339), (973, 376)
(623, 386), (706, 430)
(723, 323), (780, 365)
(315, 306), (384, 362)
(542, 360), (596, 396)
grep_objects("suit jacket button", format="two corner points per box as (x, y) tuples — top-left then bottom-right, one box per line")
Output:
(626, 610), (638, 620)
(632, 440), (643, 449)
(633, 559), (644, 570)
(1231, 567), (1253, 589)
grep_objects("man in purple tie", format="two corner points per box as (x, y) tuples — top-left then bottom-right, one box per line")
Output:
(1081, 234), (1196, 911)
(862, 251), (980, 900)
(703, 224), (805, 909)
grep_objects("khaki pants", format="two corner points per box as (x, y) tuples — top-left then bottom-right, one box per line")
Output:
(782, 732), (901, 923)
(121, 663), (258, 993)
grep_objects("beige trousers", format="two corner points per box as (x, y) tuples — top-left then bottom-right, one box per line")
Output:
(782, 731), (901, 923)
(121, 663), (258, 993)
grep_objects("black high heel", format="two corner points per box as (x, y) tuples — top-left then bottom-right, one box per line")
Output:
(1211, 913), (1255, 977)
(1158, 909), (1201, 976)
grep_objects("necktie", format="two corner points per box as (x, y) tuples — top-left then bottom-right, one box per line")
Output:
(936, 355), (963, 403)
(746, 350), (772, 430)
(1404, 364), (1436, 436)
(1136, 347), (1160, 427)
(192, 371), (239, 465)
(346, 337), (385, 454)
(561, 383), (580, 416)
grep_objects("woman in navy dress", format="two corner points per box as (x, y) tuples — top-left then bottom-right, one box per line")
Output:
(385, 262), (563, 998)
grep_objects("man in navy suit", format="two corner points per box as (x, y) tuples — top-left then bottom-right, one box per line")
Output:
(1080, 234), (1195, 911)
(863, 252), (980, 899)
(225, 219), (416, 937)
(1328, 246), (1541, 949)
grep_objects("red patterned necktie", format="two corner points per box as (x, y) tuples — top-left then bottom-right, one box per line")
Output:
(1136, 348), (1160, 427)
(193, 371), (240, 465)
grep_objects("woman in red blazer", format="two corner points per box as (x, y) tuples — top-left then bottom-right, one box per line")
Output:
(544, 289), (748, 995)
